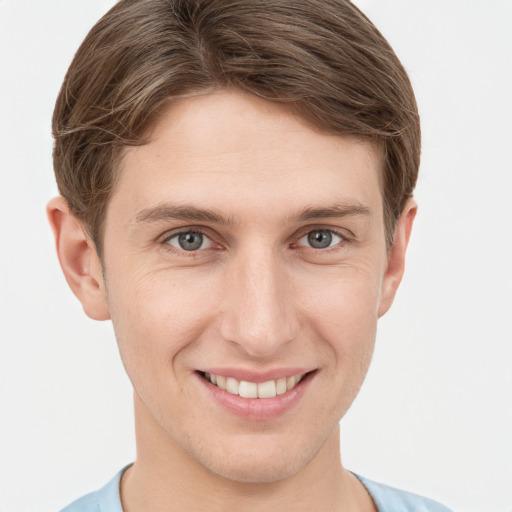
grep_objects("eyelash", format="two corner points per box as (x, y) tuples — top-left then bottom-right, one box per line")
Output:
(295, 229), (344, 251)
(159, 226), (351, 256)
(163, 230), (216, 253)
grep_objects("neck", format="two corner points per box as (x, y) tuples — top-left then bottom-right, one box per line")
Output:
(121, 393), (375, 512)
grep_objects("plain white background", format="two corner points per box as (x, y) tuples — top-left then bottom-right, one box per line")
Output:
(0, 1), (511, 511)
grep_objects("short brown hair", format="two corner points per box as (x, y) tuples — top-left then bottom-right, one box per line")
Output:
(53, 0), (420, 254)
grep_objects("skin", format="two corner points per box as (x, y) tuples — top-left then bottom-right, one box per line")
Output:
(48, 89), (416, 512)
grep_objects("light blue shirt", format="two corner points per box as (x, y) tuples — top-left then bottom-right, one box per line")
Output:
(60, 466), (453, 512)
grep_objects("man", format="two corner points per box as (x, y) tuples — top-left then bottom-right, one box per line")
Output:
(47, 0), (453, 510)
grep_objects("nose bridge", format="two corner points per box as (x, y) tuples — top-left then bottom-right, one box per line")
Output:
(220, 244), (298, 357)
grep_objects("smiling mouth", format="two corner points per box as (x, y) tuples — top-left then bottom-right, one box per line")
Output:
(200, 371), (307, 398)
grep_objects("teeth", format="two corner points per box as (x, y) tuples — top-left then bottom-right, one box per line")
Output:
(239, 381), (258, 398)
(216, 375), (226, 390)
(226, 377), (239, 395)
(205, 372), (305, 398)
(258, 380), (276, 398)
(276, 377), (287, 395)
(286, 375), (297, 390)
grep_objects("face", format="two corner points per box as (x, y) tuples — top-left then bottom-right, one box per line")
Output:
(93, 90), (405, 483)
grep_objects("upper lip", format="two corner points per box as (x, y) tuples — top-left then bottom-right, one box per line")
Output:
(197, 367), (315, 383)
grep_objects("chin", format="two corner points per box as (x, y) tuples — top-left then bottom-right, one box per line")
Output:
(189, 432), (322, 484)
(204, 454), (304, 484)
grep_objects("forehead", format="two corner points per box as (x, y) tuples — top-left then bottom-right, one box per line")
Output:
(110, 90), (384, 225)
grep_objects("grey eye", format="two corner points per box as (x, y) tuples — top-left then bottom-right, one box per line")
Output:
(167, 231), (212, 251)
(299, 230), (342, 249)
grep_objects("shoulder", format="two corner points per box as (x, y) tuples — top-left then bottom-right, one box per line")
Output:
(355, 474), (454, 512)
(59, 491), (100, 512)
(59, 467), (126, 512)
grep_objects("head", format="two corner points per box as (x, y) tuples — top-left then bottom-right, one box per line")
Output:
(48, 0), (419, 485)
(52, 0), (419, 256)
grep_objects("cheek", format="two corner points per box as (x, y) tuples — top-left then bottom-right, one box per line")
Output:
(296, 263), (381, 392)
(298, 260), (382, 337)
(106, 268), (219, 381)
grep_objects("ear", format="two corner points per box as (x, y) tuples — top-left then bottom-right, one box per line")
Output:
(47, 196), (110, 321)
(378, 198), (417, 318)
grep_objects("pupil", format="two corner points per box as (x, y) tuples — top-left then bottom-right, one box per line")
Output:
(179, 232), (203, 251)
(308, 230), (332, 249)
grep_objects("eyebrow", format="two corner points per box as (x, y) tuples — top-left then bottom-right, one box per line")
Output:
(134, 204), (235, 225)
(292, 203), (372, 223)
(133, 201), (371, 226)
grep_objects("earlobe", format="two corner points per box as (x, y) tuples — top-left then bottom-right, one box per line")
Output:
(378, 198), (417, 318)
(47, 196), (110, 321)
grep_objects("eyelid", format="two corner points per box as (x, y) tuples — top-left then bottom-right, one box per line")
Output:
(159, 226), (212, 243)
(166, 230), (214, 250)
(294, 224), (353, 241)
(296, 229), (343, 248)
(159, 226), (222, 253)
(157, 224), (353, 254)
(294, 227), (349, 252)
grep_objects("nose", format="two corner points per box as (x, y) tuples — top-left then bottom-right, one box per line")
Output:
(219, 245), (300, 358)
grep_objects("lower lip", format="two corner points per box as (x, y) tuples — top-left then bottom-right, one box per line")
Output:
(196, 371), (315, 420)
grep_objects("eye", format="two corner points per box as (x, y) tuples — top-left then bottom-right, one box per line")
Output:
(166, 231), (213, 251)
(298, 229), (343, 249)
